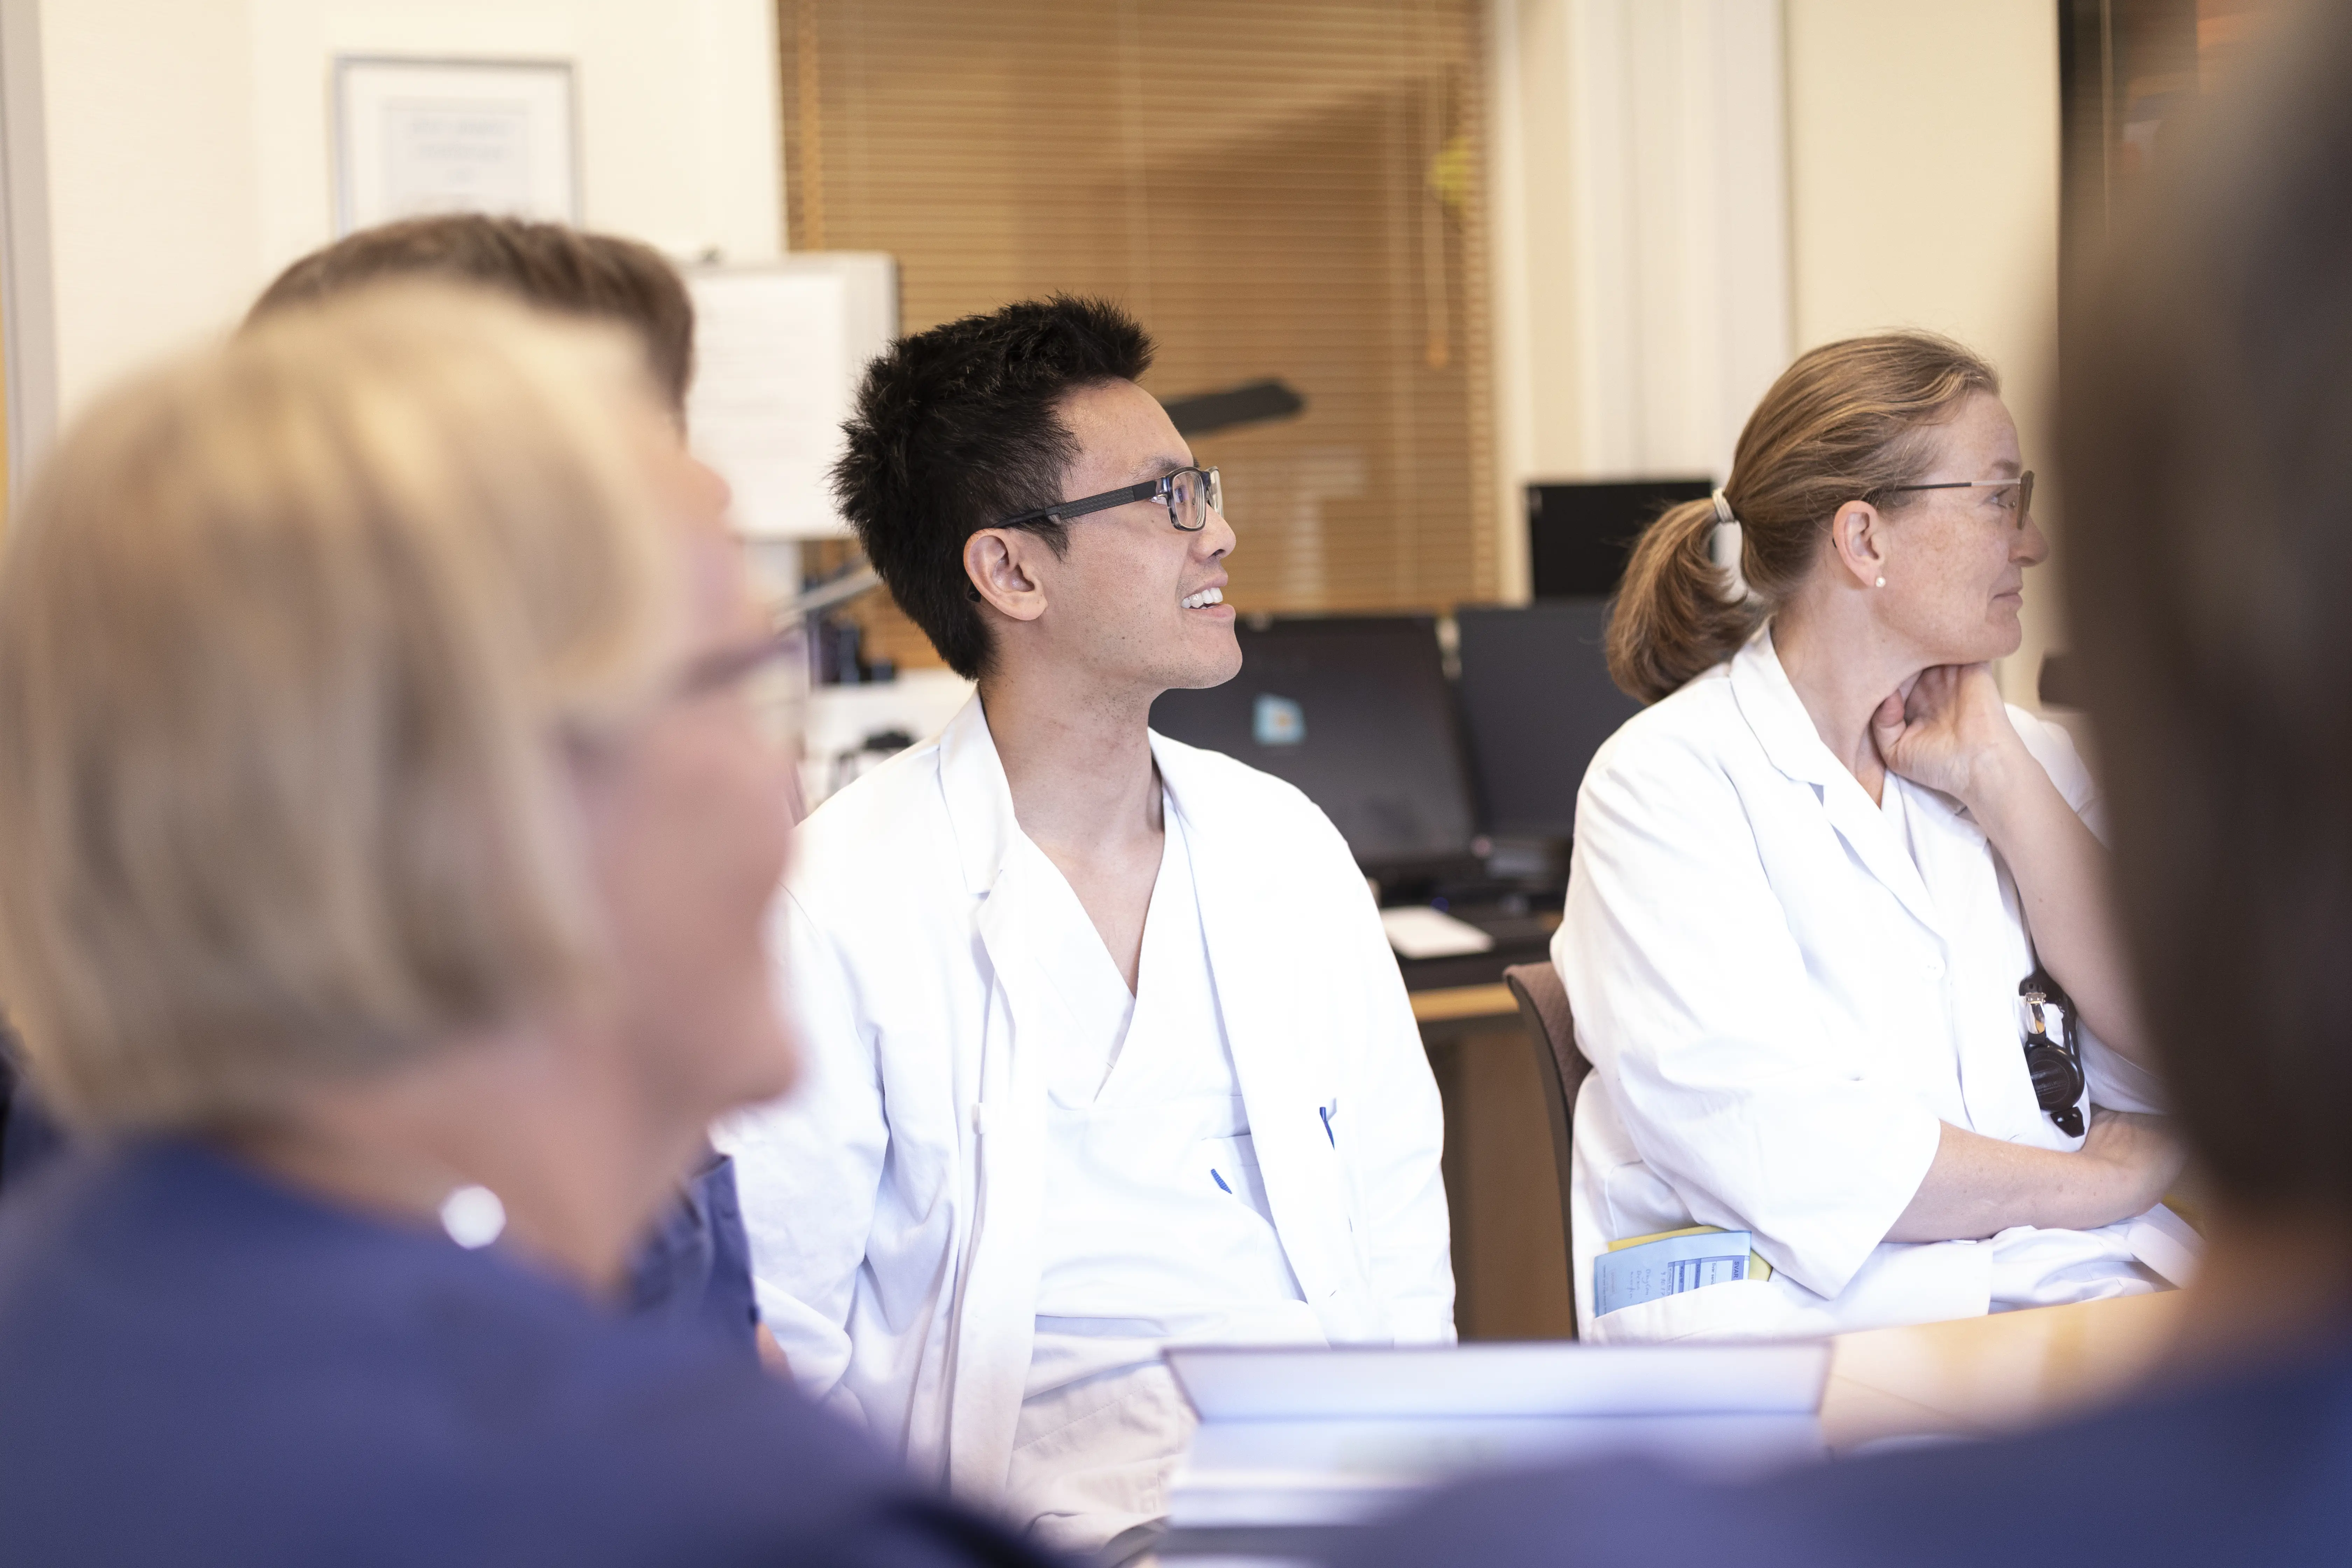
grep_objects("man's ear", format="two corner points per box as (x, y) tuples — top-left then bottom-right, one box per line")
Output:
(1828, 500), (1887, 589)
(964, 527), (1049, 623)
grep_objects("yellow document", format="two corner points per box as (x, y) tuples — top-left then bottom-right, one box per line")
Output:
(1606, 1224), (1774, 1283)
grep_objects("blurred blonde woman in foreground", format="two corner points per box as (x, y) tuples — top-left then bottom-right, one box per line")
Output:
(0, 287), (1045, 1568)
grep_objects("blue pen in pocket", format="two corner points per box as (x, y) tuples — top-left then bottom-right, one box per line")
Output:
(1211, 1169), (1233, 1194)
(1318, 1101), (1337, 1147)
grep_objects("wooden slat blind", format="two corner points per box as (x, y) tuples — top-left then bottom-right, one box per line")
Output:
(782, 0), (1496, 671)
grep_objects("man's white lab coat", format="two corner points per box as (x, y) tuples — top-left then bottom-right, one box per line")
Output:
(1559, 628), (2169, 1342)
(721, 697), (1454, 1502)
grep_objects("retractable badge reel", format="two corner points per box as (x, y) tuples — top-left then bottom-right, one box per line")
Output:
(2019, 966), (2087, 1138)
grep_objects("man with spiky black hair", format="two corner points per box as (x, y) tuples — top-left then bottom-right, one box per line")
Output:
(723, 297), (1453, 1555)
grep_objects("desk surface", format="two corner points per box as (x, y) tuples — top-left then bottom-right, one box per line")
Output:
(1146, 1294), (2192, 1563)
(1409, 983), (1518, 1024)
(1821, 1289), (2186, 1449)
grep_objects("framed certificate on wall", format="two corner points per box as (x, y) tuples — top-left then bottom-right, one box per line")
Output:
(333, 57), (579, 237)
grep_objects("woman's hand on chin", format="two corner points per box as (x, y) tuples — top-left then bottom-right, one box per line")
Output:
(1869, 662), (2026, 808)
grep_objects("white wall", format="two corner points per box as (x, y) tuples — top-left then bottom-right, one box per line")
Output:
(1486, 0), (1793, 600)
(11, 0), (781, 448)
(1485, 0), (1575, 601)
(1784, 0), (2064, 700)
(1488, 0), (2065, 697)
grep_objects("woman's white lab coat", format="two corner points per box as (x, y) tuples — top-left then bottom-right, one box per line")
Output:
(1559, 628), (2169, 1342)
(720, 698), (1454, 1502)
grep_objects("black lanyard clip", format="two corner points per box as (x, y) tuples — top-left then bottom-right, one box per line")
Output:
(2020, 966), (2087, 1138)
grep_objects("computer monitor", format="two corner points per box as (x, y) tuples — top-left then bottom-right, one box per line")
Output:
(1453, 601), (1644, 842)
(1527, 478), (1713, 597)
(1148, 615), (1477, 877)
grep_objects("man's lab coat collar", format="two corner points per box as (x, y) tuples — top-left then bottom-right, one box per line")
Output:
(938, 696), (1022, 898)
(1729, 624), (1953, 937)
(933, 693), (1231, 896)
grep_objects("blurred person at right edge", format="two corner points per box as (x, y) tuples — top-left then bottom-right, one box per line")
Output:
(1331, 2), (2352, 1564)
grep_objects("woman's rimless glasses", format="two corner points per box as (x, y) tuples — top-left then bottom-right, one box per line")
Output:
(1877, 470), (2036, 529)
(997, 465), (1223, 533)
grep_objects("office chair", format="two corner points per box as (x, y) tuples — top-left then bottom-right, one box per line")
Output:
(1502, 960), (1590, 1336)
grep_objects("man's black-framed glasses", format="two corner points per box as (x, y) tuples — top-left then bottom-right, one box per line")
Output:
(1878, 470), (2036, 529)
(997, 465), (1222, 533)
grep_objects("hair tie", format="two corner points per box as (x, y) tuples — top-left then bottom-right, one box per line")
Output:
(1712, 489), (1735, 526)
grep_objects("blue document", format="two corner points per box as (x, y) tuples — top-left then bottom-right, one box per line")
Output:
(1593, 1229), (1759, 1317)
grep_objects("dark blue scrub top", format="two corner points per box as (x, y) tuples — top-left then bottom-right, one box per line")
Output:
(0, 1140), (1054, 1568)
(1334, 1330), (2352, 1568)
(0, 1049), (758, 1357)
(0, 1048), (65, 1191)
(625, 1142), (762, 1352)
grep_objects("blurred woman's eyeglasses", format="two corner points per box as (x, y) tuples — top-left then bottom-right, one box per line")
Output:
(676, 627), (802, 701)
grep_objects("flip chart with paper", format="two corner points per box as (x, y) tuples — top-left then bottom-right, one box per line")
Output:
(686, 256), (897, 540)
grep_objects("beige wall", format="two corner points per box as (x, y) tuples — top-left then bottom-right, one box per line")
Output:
(1485, 0), (1579, 600)
(1488, 0), (2067, 697)
(18, 0), (782, 436)
(1485, 0), (1794, 601)
(1785, 0), (2064, 701)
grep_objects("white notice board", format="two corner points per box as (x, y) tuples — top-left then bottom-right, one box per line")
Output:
(687, 256), (898, 541)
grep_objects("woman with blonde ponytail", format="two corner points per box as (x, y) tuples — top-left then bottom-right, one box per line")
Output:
(1556, 331), (2183, 1342)
(1603, 493), (1761, 705)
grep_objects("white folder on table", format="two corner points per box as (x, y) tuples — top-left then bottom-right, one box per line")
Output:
(1162, 1340), (1830, 1531)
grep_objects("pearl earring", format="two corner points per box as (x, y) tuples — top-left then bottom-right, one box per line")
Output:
(1875, 576), (1886, 588)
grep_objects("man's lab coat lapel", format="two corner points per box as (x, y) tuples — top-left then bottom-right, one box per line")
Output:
(1154, 735), (1379, 1340)
(933, 700), (1049, 1497)
(1729, 629), (1948, 940)
(923, 703), (1382, 1499)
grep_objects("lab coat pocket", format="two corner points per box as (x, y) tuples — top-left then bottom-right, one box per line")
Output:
(1587, 1278), (1797, 1344)
(1200, 1131), (1276, 1228)
(1598, 1158), (1688, 1242)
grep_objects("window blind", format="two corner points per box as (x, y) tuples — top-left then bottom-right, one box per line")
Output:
(781, 0), (1496, 671)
